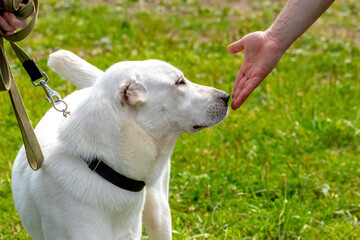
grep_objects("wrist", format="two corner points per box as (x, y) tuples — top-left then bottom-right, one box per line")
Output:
(264, 29), (290, 55)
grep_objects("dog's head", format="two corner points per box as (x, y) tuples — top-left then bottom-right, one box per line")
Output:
(99, 60), (229, 137)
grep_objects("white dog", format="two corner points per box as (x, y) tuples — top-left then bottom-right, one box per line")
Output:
(12, 50), (229, 240)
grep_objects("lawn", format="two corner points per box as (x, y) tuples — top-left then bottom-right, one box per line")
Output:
(1, 0), (360, 239)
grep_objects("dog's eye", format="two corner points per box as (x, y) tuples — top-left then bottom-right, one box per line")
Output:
(175, 77), (186, 86)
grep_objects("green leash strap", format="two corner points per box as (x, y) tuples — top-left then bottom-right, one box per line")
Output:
(0, 37), (10, 90)
(0, 0), (43, 170)
(8, 71), (43, 170)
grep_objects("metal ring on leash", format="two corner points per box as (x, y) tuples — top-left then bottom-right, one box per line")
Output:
(32, 72), (70, 117)
(53, 99), (70, 118)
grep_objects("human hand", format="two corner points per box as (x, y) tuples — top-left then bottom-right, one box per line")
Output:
(227, 31), (286, 110)
(0, 12), (27, 35)
(0, 0), (33, 36)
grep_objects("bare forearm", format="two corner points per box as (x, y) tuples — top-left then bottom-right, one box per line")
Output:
(266, 0), (334, 51)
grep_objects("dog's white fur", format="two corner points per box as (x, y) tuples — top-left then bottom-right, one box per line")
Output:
(12, 50), (229, 240)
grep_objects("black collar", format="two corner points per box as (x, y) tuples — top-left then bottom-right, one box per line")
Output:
(86, 158), (145, 192)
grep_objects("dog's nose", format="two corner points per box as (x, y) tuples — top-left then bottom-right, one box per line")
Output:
(220, 93), (230, 104)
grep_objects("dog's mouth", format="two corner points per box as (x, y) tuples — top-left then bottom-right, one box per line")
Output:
(192, 107), (228, 131)
(193, 125), (207, 130)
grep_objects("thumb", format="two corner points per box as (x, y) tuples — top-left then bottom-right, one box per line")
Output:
(227, 38), (245, 54)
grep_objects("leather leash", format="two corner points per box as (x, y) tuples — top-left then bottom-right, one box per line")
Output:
(1, 0), (48, 171)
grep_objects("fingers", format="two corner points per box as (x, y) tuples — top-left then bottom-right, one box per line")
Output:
(0, 12), (29, 35)
(3, 12), (27, 29)
(31, 8), (36, 17)
(231, 83), (252, 110)
(232, 71), (245, 98)
(231, 84), (254, 110)
(227, 38), (244, 54)
(231, 73), (248, 110)
(0, 15), (16, 33)
(232, 70), (243, 94)
(231, 76), (263, 110)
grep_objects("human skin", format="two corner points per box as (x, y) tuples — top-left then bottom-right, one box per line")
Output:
(228, 0), (335, 110)
(0, 0), (30, 35)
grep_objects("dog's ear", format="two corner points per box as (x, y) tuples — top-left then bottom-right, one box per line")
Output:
(121, 80), (148, 107)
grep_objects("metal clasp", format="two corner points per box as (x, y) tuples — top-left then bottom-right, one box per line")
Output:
(33, 72), (70, 117)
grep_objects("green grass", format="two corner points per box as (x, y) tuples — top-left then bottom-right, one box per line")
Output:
(1, 0), (360, 239)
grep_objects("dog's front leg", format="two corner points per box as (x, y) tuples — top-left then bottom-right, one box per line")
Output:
(143, 161), (172, 240)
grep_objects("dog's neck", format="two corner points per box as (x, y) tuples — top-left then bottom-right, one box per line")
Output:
(59, 90), (177, 186)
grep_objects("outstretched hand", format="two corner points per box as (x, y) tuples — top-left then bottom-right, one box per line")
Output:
(227, 31), (286, 110)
